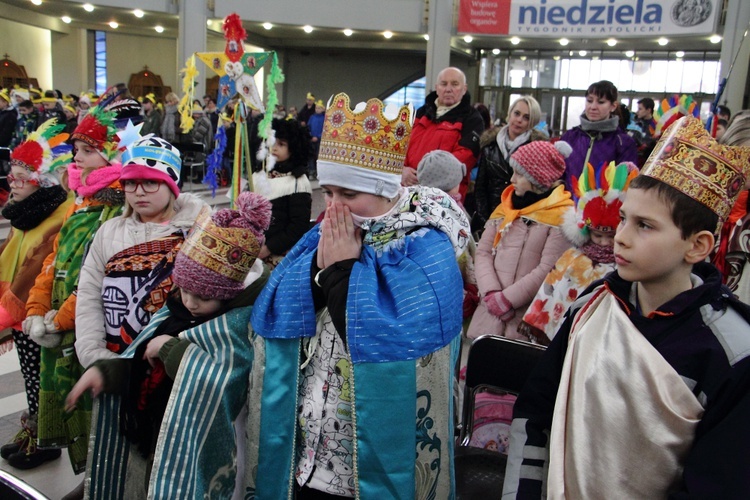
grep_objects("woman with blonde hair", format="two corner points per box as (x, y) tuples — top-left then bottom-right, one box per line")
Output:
(160, 92), (181, 144)
(473, 95), (548, 235)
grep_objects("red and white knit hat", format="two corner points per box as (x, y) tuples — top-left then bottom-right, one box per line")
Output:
(509, 140), (571, 190)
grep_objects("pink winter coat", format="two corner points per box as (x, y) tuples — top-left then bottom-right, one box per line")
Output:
(466, 217), (572, 340)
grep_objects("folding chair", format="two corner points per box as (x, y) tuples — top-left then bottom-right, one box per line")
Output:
(455, 335), (546, 499)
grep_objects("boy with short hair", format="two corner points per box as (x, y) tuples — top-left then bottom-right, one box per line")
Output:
(503, 116), (750, 499)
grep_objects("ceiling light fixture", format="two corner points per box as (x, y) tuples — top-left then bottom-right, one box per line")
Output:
(262, 22), (273, 30)
(625, 50), (635, 57)
(31, 0), (42, 5)
(606, 38), (617, 47)
(559, 38), (569, 46)
(492, 48), (500, 55)
(133, 9), (144, 18)
(463, 35), (473, 43)
(520, 56), (527, 61)
(303, 25), (314, 33)
(553, 55), (561, 60)
(83, 3), (94, 12)
(423, 34), (429, 41)
(675, 50), (685, 58)
(658, 37), (669, 46)
(109, 21), (119, 29)
(383, 31), (393, 39)
(206, 20), (212, 27)
(710, 34), (722, 44)
(62, 16), (71, 23)
(510, 36), (520, 45)
(343, 29), (353, 36)
(154, 25), (164, 33)
(579, 50), (587, 56)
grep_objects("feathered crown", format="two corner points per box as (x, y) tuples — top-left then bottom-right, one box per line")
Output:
(653, 94), (700, 137)
(70, 104), (119, 161)
(318, 92), (413, 177)
(562, 160), (638, 246)
(11, 118), (72, 187)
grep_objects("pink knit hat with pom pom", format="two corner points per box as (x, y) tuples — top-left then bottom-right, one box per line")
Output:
(172, 191), (272, 300)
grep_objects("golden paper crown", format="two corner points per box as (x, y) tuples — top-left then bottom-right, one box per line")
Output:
(178, 207), (261, 283)
(319, 93), (413, 176)
(641, 116), (750, 220)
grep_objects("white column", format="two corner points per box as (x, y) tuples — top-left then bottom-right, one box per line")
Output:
(719, 0), (750, 112)
(178, 0), (208, 89)
(425, 0), (453, 92)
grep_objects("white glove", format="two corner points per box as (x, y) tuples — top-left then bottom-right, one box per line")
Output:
(26, 315), (62, 348)
(43, 309), (60, 334)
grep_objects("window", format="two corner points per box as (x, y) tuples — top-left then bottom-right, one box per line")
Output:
(95, 31), (107, 95)
(383, 77), (427, 108)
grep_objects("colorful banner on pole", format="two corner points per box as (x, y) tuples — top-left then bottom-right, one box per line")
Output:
(458, 0), (720, 38)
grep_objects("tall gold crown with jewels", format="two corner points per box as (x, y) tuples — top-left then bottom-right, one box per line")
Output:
(641, 116), (750, 220)
(318, 93), (413, 175)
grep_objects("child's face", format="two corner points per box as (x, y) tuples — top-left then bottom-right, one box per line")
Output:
(73, 140), (108, 169)
(123, 179), (173, 223)
(19, 106), (33, 116)
(180, 289), (223, 317)
(315, 105), (325, 114)
(614, 188), (693, 286)
(716, 123), (727, 140)
(589, 229), (615, 247)
(510, 169), (535, 196)
(271, 138), (290, 162)
(8, 165), (40, 202)
(321, 184), (394, 218)
(584, 92), (617, 122)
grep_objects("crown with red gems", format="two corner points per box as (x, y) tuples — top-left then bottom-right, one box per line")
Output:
(318, 93), (413, 177)
(641, 116), (750, 220)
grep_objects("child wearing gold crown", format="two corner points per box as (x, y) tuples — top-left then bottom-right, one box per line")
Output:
(66, 191), (272, 499)
(518, 160), (638, 345)
(0, 118), (73, 469)
(504, 116), (750, 498)
(248, 93), (470, 497)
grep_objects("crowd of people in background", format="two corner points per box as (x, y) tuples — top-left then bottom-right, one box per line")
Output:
(0, 69), (749, 499)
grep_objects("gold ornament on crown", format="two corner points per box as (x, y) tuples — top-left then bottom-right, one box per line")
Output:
(318, 92), (413, 176)
(179, 207), (261, 282)
(641, 116), (750, 220)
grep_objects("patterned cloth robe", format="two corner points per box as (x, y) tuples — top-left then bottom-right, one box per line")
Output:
(34, 192), (123, 473)
(247, 186), (470, 499)
(86, 266), (268, 499)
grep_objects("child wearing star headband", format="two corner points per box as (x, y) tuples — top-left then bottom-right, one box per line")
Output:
(23, 103), (127, 477)
(504, 117), (750, 498)
(74, 133), (207, 369)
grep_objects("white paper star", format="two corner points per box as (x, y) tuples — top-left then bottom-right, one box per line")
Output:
(116, 119), (144, 149)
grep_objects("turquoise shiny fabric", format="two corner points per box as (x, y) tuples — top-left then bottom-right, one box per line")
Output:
(251, 226), (463, 363)
(353, 359), (416, 497)
(254, 339), (302, 500)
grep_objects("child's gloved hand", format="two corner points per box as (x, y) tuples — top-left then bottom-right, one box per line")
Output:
(25, 315), (62, 348)
(484, 291), (515, 322)
(43, 309), (61, 334)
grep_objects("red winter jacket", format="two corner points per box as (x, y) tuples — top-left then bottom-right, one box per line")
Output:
(404, 91), (484, 197)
